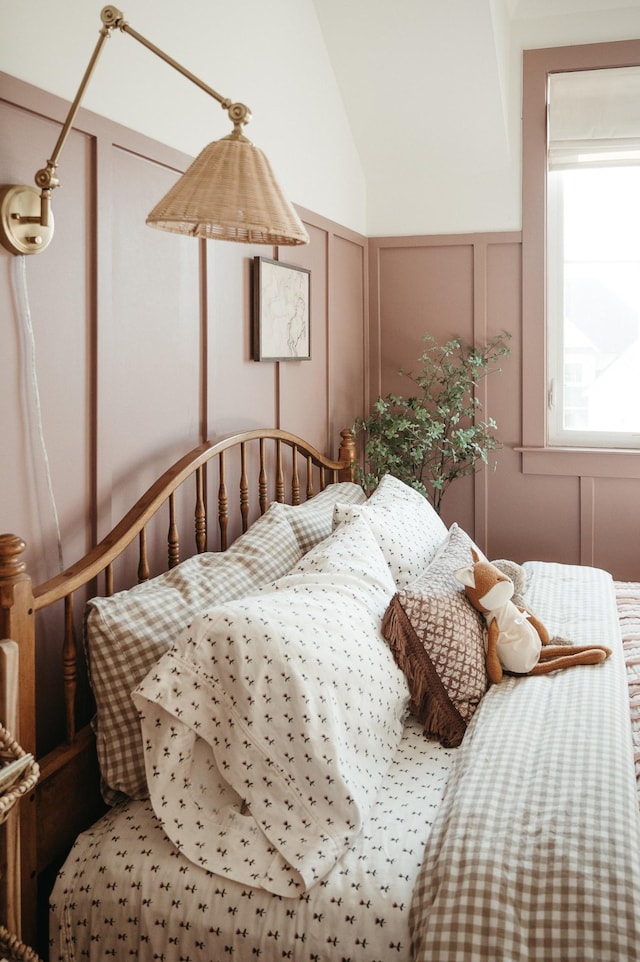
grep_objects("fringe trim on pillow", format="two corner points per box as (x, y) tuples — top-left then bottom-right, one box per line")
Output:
(382, 596), (467, 748)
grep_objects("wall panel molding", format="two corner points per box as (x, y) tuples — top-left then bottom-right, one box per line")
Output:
(369, 229), (640, 580)
(1, 71), (368, 586)
(368, 231), (521, 552)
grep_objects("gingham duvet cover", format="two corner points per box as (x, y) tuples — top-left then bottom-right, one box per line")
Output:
(410, 561), (640, 962)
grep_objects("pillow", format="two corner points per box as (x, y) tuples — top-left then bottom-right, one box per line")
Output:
(381, 523), (488, 748)
(270, 480), (366, 552)
(133, 513), (409, 895)
(333, 474), (447, 587)
(85, 503), (303, 802)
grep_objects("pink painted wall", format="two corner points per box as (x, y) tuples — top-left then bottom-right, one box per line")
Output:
(369, 232), (640, 581)
(0, 73), (367, 590)
(0, 73), (368, 747)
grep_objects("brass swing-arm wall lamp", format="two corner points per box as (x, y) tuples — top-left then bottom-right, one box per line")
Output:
(0, 5), (309, 255)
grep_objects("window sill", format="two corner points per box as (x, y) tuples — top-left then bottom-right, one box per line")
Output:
(516, 446), (640, 479)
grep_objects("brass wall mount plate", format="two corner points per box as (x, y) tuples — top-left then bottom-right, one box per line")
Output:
(0, 185), (54, 255)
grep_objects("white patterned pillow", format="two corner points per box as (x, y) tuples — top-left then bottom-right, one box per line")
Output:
(334, 474), (447, 587)
(382, 523), (489, 748)
(270, 480), (366, 552)
(85, 504), (303, 802)
(133, 514), (409, 894)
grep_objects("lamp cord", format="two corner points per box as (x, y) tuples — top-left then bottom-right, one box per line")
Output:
(12, 255), (64, 574)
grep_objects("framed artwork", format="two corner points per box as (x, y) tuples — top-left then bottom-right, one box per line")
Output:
(252, 256), (311, 361)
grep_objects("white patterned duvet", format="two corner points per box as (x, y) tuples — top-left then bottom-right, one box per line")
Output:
(50, 716), (454, 961)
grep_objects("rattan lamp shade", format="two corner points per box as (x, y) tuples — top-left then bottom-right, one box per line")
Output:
(146, 135), (309, 245)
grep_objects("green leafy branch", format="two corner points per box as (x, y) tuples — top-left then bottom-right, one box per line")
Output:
(353, 332), (511, 514)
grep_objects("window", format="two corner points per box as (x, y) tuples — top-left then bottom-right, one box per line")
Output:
(522, 40), (640, 478)
(546, 67), (640, 448)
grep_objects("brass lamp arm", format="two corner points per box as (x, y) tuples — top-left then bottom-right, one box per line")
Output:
(112, 9), (243, 120)
(114, 9), (252, 138)
(33, 13), (114, 226)
(34, 6), (251, 227)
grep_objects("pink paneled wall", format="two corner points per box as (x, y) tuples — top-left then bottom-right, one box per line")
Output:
(0, 72), (367, 589)
(0, 73), (368, 744)
(369, 233), (640, 581)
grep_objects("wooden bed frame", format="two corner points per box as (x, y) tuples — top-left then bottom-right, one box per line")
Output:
(0, 427), (357, 952)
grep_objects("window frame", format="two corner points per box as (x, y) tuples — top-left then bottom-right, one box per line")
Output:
(521, 38), (640, 478)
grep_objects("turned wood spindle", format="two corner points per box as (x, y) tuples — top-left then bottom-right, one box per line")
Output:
(195, 465), (206, 554)
(240, 443), (249, 533)
(168, 492), (180, 568)
(63, 593), (77, 744)
(258, 439), (268, 515)
(218, 452), (229, 551)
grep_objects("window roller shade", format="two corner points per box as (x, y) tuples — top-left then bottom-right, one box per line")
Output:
(548, 66), (640, 169)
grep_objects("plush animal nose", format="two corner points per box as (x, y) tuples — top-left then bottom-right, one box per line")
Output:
(479, 578), (514, 610)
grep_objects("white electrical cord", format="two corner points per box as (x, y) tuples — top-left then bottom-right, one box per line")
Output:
(12, 255), (65, 574)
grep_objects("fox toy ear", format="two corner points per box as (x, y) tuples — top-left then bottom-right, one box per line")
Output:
(454, 564), (476, 589)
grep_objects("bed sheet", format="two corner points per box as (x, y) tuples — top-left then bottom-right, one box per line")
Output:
(50, 716), (455, 962)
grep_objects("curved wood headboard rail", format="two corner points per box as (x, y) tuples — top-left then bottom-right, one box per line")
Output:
(0, 427), (357, 948)
(42, 427), (356, 609)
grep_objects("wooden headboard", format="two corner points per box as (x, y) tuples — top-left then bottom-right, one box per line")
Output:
(0, 427), (357, 949)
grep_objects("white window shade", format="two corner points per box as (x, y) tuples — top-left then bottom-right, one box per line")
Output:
(548, 67), (640, 169)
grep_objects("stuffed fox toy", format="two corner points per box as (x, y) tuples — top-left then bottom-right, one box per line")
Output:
(454, 549), (611, 684)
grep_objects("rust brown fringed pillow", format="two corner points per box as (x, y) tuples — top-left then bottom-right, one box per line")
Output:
(381, 523), (489, 747)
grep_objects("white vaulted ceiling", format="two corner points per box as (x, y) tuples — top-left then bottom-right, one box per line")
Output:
(311, 0), (640, 235)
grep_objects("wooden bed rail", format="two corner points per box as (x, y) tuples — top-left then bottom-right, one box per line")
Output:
(0, 427), (357, 948)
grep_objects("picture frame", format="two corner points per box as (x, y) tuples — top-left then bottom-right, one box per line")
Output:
(252, 256), (311, 361)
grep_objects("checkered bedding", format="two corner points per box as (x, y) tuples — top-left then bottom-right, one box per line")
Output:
(52, 559), (640, 961)
(410, 562), (640, 962)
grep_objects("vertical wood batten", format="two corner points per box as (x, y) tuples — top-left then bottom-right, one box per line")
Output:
(472, 239), (489, 555)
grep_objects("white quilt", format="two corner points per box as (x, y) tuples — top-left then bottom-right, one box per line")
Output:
(50, 718), (455, 962)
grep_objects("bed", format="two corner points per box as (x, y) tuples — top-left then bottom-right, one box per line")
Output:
(0, 426), (638, 961)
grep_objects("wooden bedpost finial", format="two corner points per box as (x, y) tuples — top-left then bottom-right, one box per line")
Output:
(338, 428), (358, 483)
(0, 534), (27, 580)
